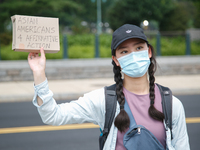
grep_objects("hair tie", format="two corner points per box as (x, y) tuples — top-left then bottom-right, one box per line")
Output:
(120, 105), (124, 110)
(150, 100), (154, 105)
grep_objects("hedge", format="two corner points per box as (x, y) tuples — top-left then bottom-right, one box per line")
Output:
(0, 34), (200, 60)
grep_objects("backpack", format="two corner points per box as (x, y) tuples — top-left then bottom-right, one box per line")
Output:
(99, 83), (173, 150)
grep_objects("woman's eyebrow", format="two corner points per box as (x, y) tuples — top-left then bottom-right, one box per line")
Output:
(133, 41), (145, 46)
(117, 41), (145, 50)
(117, 46), (128, 50)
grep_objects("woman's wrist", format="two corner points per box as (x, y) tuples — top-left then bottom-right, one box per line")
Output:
(33, 70), (46, 85)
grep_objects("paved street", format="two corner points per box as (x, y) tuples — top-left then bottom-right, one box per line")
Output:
(0, 94), (199, 150)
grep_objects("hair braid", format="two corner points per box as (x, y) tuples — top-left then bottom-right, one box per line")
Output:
(112, 60), (130, 132)
(148, 44), (164, 121)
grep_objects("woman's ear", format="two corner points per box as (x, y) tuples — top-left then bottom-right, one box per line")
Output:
(148, 46), (152, 58)
(112, 56), (120, 66)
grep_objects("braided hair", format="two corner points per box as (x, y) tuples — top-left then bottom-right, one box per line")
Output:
(112, 43), (164, 133)
(148, 44), (165, 121)
(112, 59), (130, 132)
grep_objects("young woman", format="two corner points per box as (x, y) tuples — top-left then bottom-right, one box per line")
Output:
(28, 24), (190, 150)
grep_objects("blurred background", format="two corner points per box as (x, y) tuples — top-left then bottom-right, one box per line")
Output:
(0, 0), (200, 60)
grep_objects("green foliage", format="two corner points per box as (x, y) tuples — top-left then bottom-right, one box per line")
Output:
(99, 34), (112, 57)
(100, 34), (112, 48)
(0, 34), (200, 60)
(193, 1), (200, 28)
(68, 45), (94, 58)
(0, 0), (116, 34)
(191, 41), (200, 55)
(0, 32), (12, 45)
(107, 0), (174, 30)
(67, 34), (94, 46)
(0, 0), (200, 35)
(150, 36), (200, 56)
(1, 44), (28, 60)
(160, 1), (196, 31)
(67, 34), (112, 58)
(147, 37), (157, 52)
(0, 0), (84, 33)
(161, 36), (186, 55)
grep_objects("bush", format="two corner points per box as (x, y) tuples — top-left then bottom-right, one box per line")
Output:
(100, 34), (112, 58)
(67, 34), (94, 46)
(191, 41), (200, 55)
(0, 32), (12, 45)
(66, 34), (112, 58)
(161, 36), (186, 55)
(0, 33), (199, 60)
(68, 45), (94, 58)
(1, 44), (29, 60)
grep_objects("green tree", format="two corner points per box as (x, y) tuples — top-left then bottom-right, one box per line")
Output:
(107, 0), (174, 30)
(159, 1), (196, 31)
(0, 0), (83, 33)
(72, 0), (116, 32)
(193, 1), (200, 28)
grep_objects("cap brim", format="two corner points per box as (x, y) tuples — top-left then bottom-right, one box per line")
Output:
(113, 36), (148, 50)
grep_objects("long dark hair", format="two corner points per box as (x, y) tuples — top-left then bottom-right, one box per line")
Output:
(112, 43), (164, 132)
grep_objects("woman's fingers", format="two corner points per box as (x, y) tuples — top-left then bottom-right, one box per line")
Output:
(40, 47), (45, 59)
(28, 49), (42, 60)
(28, 48), (46, 74)
(28, 52), (34, 60)
(28, 52), (33, 58)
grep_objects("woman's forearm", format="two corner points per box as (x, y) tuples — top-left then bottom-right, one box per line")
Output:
(33, 70), (46, 85)
(33, 71), (46, 106)
(28, 48), (47, 106)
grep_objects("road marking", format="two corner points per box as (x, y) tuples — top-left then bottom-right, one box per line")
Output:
(0, 123), (99, 134)
(0, 117), (199, 134)
(186, 117), (200, 124)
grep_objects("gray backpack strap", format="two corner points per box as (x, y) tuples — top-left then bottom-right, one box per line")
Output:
(99, 84), (117, 150)
(156, 83), (173, 140)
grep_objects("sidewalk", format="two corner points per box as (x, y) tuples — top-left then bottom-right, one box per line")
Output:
(0, 74), (200, 103)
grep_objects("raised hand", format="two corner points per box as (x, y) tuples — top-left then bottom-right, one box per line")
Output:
(28, 47), (46, 85)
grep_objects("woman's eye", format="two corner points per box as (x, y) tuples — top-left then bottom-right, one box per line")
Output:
(136, 46), (143, 50)
(120, 50), (128, 54)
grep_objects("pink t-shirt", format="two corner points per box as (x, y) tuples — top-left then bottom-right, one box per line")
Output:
(115, 84), (166, 150)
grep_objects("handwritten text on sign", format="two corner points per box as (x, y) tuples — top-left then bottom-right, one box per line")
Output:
(16, 16), (59, 49)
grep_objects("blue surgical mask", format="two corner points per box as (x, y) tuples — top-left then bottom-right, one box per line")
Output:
(117, 50), (150, 78)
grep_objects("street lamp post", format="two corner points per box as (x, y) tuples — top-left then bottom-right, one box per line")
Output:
(92, 0), (104, 34)
(92, 0), (106, 57)
(97, 0), (102, 35)
(95, 0), (101, 57)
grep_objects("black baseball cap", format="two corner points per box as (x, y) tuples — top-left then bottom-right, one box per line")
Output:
(111, 24), (148, 52)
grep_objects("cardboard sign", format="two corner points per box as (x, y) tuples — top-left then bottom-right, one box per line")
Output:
(11, 15), (60, 53)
